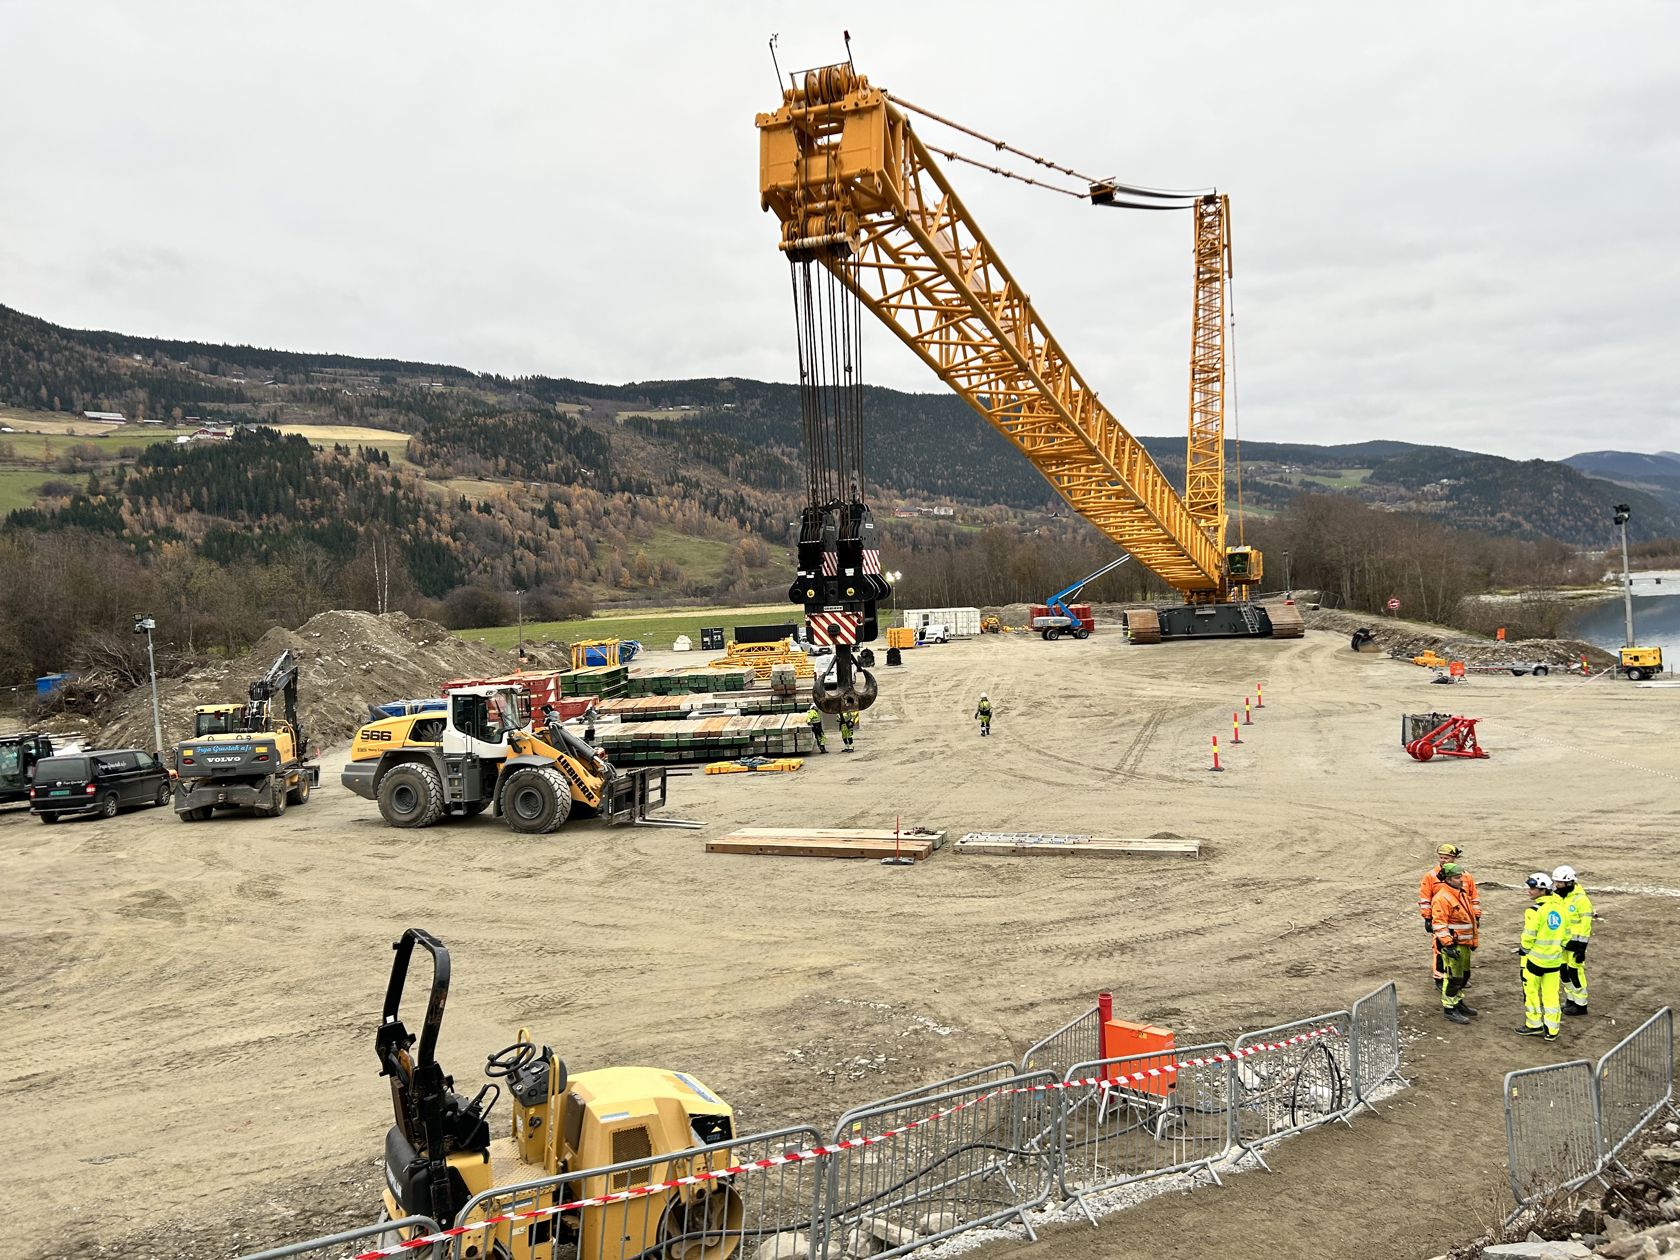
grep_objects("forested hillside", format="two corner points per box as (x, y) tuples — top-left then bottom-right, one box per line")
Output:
(4, 301), (1672, 545)
(1, 301), (1671, 687)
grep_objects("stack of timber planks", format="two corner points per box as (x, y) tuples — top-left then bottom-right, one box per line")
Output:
(707, 827), (947, 861)
(595, 714), (815, 765)
(596, 693), (800, 723)
(627, 667), (754, 696)
(559, 665), (629, 700)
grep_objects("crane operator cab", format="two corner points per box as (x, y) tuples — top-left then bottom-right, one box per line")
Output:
(375, 928), (742, 1260)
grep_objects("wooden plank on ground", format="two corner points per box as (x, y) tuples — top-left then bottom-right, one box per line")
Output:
(729, 827), (947, 848)
(706, 836), (935, 861)
(954, 832), (1201, 858)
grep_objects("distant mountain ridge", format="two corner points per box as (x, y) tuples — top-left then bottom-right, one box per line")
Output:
(1562, 449), (1680, 515)
(2, 302), (1675, 546)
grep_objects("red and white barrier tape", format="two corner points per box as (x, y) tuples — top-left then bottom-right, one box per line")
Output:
(351, 1025), (1342, 1259)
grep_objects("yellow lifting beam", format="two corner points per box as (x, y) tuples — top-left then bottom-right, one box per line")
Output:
(758, 65), (1226, 597)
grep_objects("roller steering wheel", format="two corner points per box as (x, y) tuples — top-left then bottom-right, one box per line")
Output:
(485, 1040), (538, 1078)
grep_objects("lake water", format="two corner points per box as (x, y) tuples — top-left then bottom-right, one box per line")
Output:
(1567, 576), (1680, 668)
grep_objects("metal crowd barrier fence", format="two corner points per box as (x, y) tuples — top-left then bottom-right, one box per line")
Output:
(1504, 1061), (1601, 1211)
(1232, 1010), (1354, 1163)
(1597, 1007), (1675, 1171)
(241, 985), (1407, 1260)
(824, 1069), (1058, 1260)
(1018, 1003), (1101, 1080)
(1349, 981), (1408, 1108)
(847, 1062), (1021, 1118)
(237, 1216), (442, 1260)
(442, 1123), (828, 1260)
(1502, 1007), (1677, 1216)
(1056, 1042), (1234, 1220)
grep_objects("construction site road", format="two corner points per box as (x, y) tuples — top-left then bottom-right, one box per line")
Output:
(3, 628), (1676, 1260)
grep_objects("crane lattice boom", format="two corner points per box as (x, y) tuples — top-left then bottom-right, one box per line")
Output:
(759, 66), (1228, 598)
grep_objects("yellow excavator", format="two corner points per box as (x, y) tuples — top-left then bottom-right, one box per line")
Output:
(343, 684), (667, 831)
(374, 928), (742, 1260)
(174, 650), (318, 820)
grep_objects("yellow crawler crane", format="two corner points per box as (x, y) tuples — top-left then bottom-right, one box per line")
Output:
(757, 63), (1300, 643)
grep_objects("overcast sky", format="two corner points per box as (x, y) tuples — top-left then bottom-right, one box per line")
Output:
(3, 2), (1676, 460)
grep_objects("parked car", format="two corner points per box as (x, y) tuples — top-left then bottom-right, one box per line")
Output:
(919, 623), (951, 645)
(29, 749), (172, 823)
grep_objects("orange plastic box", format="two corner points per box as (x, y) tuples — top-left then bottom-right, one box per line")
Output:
(1102, 1019), (1177, 1097)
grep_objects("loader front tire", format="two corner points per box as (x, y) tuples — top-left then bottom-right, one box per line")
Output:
(378, 763), (445, 829)
(502, 766), (572, 835)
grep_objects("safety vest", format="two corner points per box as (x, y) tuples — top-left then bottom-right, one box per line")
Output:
(1521, 895), (1570, 970)
(1430, 883), (1479, 948)
(805, 708), (822, 728)
(1419, 866), (1480, 922)
(977, 700), (992, 718)
(1557, 886), (1593, 943)
(838, 712), (857, 735)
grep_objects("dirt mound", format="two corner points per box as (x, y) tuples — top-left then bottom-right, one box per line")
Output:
(97, 611), (511, 753)
(1301, 606), (1617, 668)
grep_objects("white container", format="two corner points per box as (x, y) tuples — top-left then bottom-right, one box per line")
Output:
(900, 607), (981, 638)
(672, 635), (692, 652)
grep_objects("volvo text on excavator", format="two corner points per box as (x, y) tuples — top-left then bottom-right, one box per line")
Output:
(756, 61), (1303, 646)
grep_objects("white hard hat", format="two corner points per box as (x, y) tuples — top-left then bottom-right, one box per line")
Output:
(980, 692), (988, 698)
(1526, 872), (1553, 891)
(1552, 864), (1577, 883)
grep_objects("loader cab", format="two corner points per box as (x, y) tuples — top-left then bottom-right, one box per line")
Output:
(444, 687), (527, 759)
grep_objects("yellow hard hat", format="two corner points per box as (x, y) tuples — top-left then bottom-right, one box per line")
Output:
(1436, 843), (1461, 858)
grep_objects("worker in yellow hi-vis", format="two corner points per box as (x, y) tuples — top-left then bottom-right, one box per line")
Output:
(804, 704), (828, 755)
(1552, 864), (1594, 1016)
(1517, 872), (1569, 1042)
(838, 707), (859, 753)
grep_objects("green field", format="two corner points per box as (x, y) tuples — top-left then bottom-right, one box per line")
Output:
(0, 428), (188, 459)
(460, 604), (797, 651)
(1293, 467), (1371, 489)
(0, 470), (49, 512)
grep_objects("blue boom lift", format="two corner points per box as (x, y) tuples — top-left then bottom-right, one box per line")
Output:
(1033, 555), (1134, 641)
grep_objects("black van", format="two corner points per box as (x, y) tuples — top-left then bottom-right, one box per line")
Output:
(29, 749), (172, 823)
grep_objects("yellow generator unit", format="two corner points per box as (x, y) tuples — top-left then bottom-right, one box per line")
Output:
(1618, 645), (1663, 681)
(376, 929), (741, 1260)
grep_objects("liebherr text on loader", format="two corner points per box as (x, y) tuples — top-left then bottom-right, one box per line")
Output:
(342, 684), (668, 832)
(372, 928), (743, 1260)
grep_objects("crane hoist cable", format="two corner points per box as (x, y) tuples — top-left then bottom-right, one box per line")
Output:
(786, 247), (887, 713)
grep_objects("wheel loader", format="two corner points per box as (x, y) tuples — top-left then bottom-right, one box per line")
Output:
(342, 684), (666, 832)
(374, 928), (742, 1260)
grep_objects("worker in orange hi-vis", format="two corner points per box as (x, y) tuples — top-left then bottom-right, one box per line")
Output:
(1431, 864), (1480, 1024)
(1420, 843), (1481, 985)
